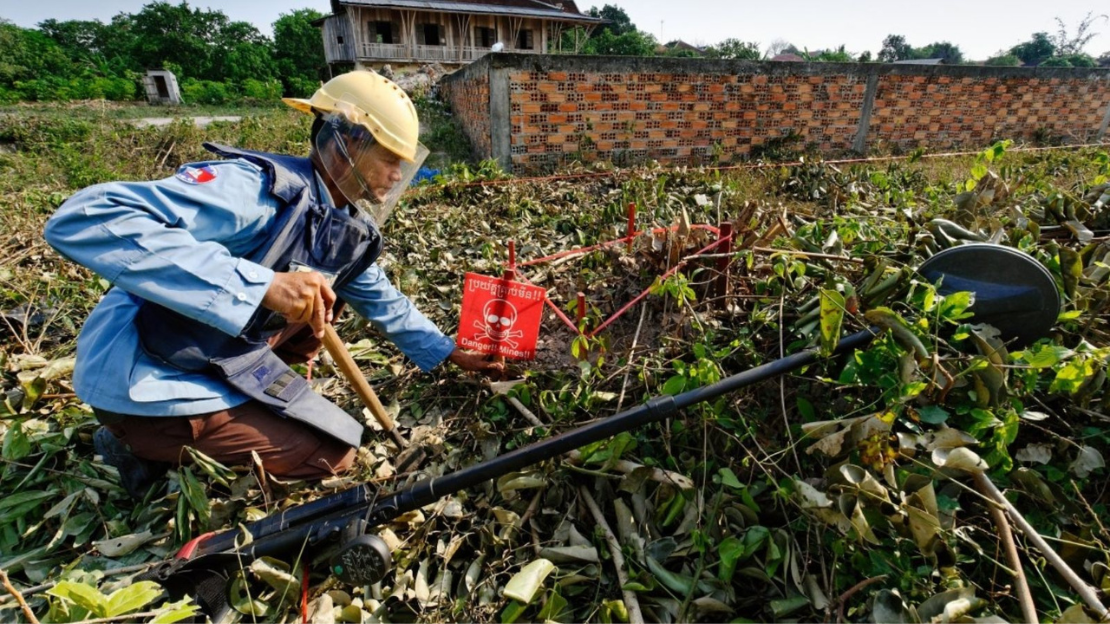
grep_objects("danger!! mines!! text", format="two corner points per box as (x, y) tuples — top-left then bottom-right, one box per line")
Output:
(458, 336), (534, 360)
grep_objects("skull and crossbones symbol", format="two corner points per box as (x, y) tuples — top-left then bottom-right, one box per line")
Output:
(474, 299), (524, 348)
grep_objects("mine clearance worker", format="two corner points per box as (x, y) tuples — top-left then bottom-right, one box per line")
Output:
(44, 71), (500, 498)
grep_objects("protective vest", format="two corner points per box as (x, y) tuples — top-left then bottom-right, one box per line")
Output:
(136, 142), (383, 448)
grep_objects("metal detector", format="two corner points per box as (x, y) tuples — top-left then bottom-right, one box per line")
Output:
(143, 244), (1062, 618)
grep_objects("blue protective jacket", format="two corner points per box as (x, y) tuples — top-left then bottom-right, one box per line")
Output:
(44, 145), (455, 427)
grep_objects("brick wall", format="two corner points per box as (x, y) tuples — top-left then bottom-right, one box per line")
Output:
(439, 59), (491, 160)
(439, 54), (1110, 173)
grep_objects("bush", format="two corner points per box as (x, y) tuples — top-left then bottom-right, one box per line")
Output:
(241, 78), (282, 101)
(282, 76), (320, 98)
(181, 79), (234, 105)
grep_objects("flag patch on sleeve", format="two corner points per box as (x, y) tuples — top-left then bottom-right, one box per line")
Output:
(175, 165), (218, 185)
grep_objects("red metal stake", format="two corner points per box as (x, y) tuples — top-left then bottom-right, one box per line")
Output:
(505, 240), (517, 281)
(626, 203), (637, 251)
(576, 292), (587, 327)
(714, 222), (733, 307)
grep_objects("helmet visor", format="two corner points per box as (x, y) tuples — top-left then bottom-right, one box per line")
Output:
(314, 110), (428, 225)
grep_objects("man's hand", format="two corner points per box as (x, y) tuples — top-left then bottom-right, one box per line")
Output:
(261, 271), (336, 338)
(447, 348), (504, 376)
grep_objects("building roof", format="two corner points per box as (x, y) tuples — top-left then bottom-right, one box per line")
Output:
(771, 53), (805, 62)
(893, 58), (945, 65)
(333, 0), (603, 22)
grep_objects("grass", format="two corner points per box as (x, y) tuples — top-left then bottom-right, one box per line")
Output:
(1, 109), (1109, 623)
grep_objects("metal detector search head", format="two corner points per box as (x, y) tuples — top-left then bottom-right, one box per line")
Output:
(918, 243), (1061, 347)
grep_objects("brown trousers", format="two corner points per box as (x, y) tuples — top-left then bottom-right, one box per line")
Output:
(98, 322), (356, 480)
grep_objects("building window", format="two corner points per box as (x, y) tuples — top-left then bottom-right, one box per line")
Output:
(337, 36), (344, 45)
(419, 23), (445, 46)
(476, 26), (496, 47)
(370, 21), (395, 44)
(517, 29), (534, 50)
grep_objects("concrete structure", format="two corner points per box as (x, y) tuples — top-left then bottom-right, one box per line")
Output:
(440, 53), (1110, 173)
(317, 0), (602, 71)
(142, 70), (182, 105)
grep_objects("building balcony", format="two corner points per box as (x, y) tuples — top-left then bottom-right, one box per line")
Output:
(358, 42), (541, 63)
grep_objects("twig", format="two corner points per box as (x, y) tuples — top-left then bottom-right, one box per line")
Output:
(1071, 480), (1110, 548)
(616, 305), (649, 412)
(64, 611), (162, 624)
(974, 471), (1109, 619)
(0, 569), (40, 624)
(975, 473), (1037, 624)
(753, 246), (865, 264)
(836, 575), (887, 624)
(578, 486), (644, 624)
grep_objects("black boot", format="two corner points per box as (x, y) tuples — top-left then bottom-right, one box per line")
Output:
(93, 427), (167, 500)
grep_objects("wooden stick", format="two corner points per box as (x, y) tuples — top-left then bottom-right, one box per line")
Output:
(974, 471), (1109, 619)
(321, 324), (406, 449)
(0, 569), (40, 624)
(579, 487), (645, 624)
(976, 473), (1037, 624)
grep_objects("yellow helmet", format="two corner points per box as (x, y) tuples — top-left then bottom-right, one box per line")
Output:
(283, 71), (420, 163)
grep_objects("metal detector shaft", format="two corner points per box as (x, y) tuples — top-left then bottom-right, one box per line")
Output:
(193, 328), (877, 561)
(374, 328), (877, 516)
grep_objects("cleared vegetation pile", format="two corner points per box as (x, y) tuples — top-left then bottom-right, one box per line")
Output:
(1, 109), (1109, 623)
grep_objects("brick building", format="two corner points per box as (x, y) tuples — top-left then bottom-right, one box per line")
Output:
(316, 0), (603, 70)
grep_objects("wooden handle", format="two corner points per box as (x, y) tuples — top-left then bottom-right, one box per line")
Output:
(321, 324), (406, 448)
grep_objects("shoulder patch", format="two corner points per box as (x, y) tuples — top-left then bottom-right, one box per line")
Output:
(175, 164), (219, 185)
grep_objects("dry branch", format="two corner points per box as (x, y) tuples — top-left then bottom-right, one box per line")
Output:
(578, 486), (645, 624)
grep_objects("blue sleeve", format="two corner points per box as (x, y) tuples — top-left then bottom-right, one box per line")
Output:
(339, 264), (456, 372)
(44, 160), (279, 337)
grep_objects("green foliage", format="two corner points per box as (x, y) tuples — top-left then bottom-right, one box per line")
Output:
(705, 38), (761, 60)
(878, 34), (964, 63)
(1010, 32), (1056, 65)
(985, 53), (1022, 66)
(273, 9), (327, 96)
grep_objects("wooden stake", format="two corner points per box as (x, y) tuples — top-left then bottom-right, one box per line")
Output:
(714, 222), (733, 307)
(321, 324), (406, 449)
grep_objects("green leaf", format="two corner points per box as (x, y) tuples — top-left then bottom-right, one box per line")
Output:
(971, 163), (989, 180)
(150, 598), (200, 624)
(917, 405), (950, 425)
(937, 291), (974, 323)
(796, 396), (815, 420)
(105, 581), (163, 617)
(718, 536), (743, 582)
(1019, 344), (1068, 368)
(48, 581), (108, 618)
(2, 423), (32, 461)
(178, 466), (210, 529)
(537, 590), (569, 622)
(661, 375), (686, 396)
(818, 289), (846, 357)
(504, 559), (556, 604)
(718, 468), (743, 490)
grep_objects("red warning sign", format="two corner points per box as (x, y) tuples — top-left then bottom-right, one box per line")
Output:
(457, 273), (546, 360)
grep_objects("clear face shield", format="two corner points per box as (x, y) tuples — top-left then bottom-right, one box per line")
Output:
(314, 108), (428, 226)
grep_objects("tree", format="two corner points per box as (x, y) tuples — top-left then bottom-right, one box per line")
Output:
(858, 51), (873, 62)
(586, 5), (634, 37)
(273, 8), (326, 92)
(918, 41), (963, 64)
(1099, 51), (1110, 67)
(705, 38), (760, 60)
(1010, 32), (1056, 65)
(587, 28), (656, 56)
(0, 20), (73, 86)
(1051, 12), (1108, 56)
(878, 34), (913, 62)
(765, 39), (795, 58)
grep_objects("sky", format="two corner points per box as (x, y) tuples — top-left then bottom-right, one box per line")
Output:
(3, 0), (1109, 60)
